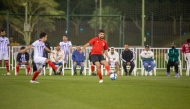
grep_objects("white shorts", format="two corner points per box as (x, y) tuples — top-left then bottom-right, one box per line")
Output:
(34, 56), (46, 70)
(0, 53), (9, 60)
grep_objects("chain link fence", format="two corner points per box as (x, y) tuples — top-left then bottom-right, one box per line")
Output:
(0, 1), (189, 47)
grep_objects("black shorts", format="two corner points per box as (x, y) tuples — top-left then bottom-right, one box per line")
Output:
(90, 54), (105, 64)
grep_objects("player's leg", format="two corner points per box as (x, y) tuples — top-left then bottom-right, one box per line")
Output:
(90, 62), (96, 75)
(26, 62), (31, 75)
(115, 61), (121, 76)
(4, 53), (10, 75)
(94, 61), (103, 82)
(0, 53), (3, 66)
(64, 55), (68, 67)
(174, 61), (179, 77)
(91, 55), (103, 82)
(100, 55), (110, 76)
(31, 63), (42, 83)
(45, 59), (57, 70)
(16, 62), (20, 75)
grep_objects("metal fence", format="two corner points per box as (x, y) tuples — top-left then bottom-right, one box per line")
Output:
(0, 46), (186, 71)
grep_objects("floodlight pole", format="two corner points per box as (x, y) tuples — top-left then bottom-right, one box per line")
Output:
(99, 0), (102, 29)
(66, 0), (70, 37)
(25, 2), (28, 45)
(141, 0), (145, 46)
(95, 0), (98, 36)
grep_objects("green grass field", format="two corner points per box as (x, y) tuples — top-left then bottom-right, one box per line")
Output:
(0, 69), (190, 109)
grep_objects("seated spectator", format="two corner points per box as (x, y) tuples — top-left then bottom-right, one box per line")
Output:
(106, 47), (120, 76)
(166, 42), (180, 78)
(16, 46), (30, 75)
(72, 44), (85, 75)
(120, 43), (135, 76)
(140, 45), (156, 75)
(50, 44), (65, 75)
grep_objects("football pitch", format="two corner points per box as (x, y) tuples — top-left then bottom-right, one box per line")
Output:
(0, 69), (190, 109)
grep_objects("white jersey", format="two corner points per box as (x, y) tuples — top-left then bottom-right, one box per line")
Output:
(59, 41), (72, 55)
(106, 51), (119, 62)
(32, 40), (45, 57)
(0, 36), (9, 54)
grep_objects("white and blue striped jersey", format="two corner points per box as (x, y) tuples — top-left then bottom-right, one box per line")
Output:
(32, 40), (45, 57)
(0, 36), (9, 54)
(59, 41), (72, 55)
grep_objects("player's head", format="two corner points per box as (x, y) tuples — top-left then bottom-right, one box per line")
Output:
(171, 42), (176, 48)
(145, 45), (150, 51)
(62, 35), (68, 41)
(39, 32), (47, 42)
(98, 30), (105, 39)
(124, 43), (129, 50)
(76, 44), (81, 51)
(187, 39), (190, 43)
(110, 47), (115, 54)
(20, 46), (26, 53)
(55, 44), (60, 51)
(0, 29), (6, 37)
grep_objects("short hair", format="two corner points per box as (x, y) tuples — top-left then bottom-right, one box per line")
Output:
(40, 32), (47, 38)
(187, 39), (190, 43)
(124, 43), (128, 46)
(56, 43), (60, 47)
(1, 29), (5, 32)
(99, 30), (105, 33)
(76, 44), (80, 46)
(20, 46), (26, 50)
(63, 35), (67, 37)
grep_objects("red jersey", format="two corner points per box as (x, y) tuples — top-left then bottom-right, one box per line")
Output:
(89, 37), (108, 55)
(181, 42), (190, 53)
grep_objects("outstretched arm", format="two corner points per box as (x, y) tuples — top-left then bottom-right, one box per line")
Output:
(45, 47), (54, 54)
(19, 45), (32, 53)
(80, 43), (90, 53)
(104, 50), (110, 59)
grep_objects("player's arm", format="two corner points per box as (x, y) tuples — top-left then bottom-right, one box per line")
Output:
(81, 43), (90, 53)
(104, 50), (110, 59)
(20, 45), (32, 53)
(44, 47), (54, 53)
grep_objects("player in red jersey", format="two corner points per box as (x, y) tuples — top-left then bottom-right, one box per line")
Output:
(181, 39), (190, 75)
(80, 30), (110, 83)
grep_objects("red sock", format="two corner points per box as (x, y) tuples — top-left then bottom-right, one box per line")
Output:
(5, 61), (9, 72)
(91, 66), (95, 72)
(32, 71), (40, 81)
(105, 65), (110, 72)
(27, 66), (30, 74)
(97, 70), (102, 80)
(16, 65), (19, 73)
(48, 61), (57, 70)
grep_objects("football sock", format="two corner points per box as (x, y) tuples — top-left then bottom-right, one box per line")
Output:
(32, 71), (40, 81)
(105, 65), (110, 72)
(97, 70), (102, 80)
(5, 61), (9, 72)
(27, 66), (30, 74)
(47, 61), (57, 70)
(91, 66), (95, 72)
(16, 65), (19, 73)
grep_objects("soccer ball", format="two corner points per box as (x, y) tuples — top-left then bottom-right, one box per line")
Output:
(110, 73), (117, 80)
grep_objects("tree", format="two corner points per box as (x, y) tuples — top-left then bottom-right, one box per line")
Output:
(88, 6), (121, 42)
(2, 0), (65, 45)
